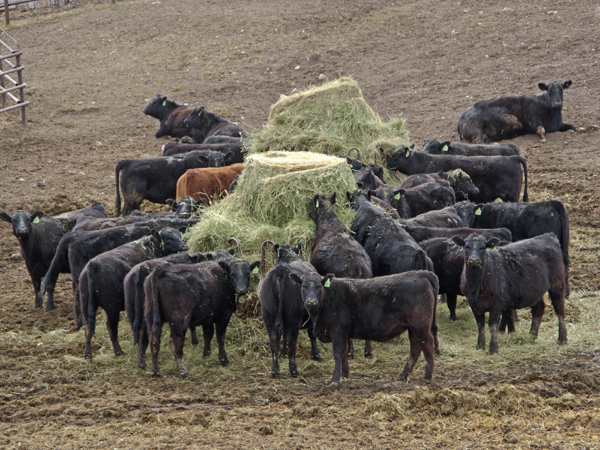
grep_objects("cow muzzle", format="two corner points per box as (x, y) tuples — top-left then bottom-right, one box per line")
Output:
(467, 257), (482, 269)
(16, 228), (29, 237)
(552, 101), (563, 109)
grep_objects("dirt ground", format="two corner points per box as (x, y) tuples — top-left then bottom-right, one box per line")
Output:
(1, 0), (600, 448)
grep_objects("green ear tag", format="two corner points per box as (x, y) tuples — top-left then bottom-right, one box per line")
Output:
(442, 144), (449, 152)
(394, 193), (401, 200)
(198, 111), (202, 116)
(162, 100), (166, 106)
(252, 267), (259, 274)
(277, 248), (280, 257)
(33, 217), (40, 224)
(324, 279), (331, 288)
(475, 207), (482, 216)
(405, 149), (410, 157)
(315, 199), (319, 208)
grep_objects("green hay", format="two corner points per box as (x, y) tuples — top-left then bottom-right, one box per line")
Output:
(185, 151), (357, 256)
(246, 77), (410, 164)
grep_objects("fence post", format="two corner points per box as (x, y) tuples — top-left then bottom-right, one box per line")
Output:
(0, 54), (4, 109)
(4, 0), (9, 26)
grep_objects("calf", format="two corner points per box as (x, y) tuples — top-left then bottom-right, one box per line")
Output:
(176, 163), (244, 203)
(1, 204), (108, 310)
(469, 200), (571, 295)
(457, 80), (576, 143)
(259, 242), (321, 377)
(78, 228), (189, 358)
(115, 150), (229, 216)
(309, 193), (374, 358)
(387, 146), (528, 203)
(290, 271), (438, 383)
(372, 181), (455, 219)
(422, 138), (520, 156)
(125, 249), (235, 370)
(453, 233), (567, 354)
(182, 106), (244, 142)
(145, 257), (260, 377)
(162, 141), (245, 163)
(400, 170), (479, 202)
(143, 94), (197, 141)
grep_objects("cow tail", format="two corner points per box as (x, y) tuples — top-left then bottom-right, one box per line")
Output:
(457, 123), (463, 142)
(132, 266), (148, 346)
(416, 250), (428, 271)
(516, 156), (528, 202)
(274, 265), (285, 338)
(551, 200), (570, 296)
(425, 271), (440, 354)
(115, 160), (126, 217)
(150, 266), (166, 345)
(86, 261), (97, 336)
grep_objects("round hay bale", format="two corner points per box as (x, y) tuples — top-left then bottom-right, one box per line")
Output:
(246, 77), (410, 164)
(185, 151), (357, 257)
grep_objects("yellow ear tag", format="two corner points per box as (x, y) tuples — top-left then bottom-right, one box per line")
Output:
(324, 279), (331, 288)
(442, 144), (449, 152)
(394, 193), (401, 200)
(475, 208), (482, 216)
(198, 111), (202, 116)
(251, 267), (259, 274)
(33, 217), (40, 224)
(162, 100), (166, 106)
(277, 248), (280, 257)
(405, 149), (410, 157)
(315, 199), (319, 208)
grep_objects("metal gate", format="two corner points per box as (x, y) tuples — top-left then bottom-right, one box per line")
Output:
(0, 30), (28, 124)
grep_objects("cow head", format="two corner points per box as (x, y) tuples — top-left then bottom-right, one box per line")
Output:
(152, 227), (189, 255)
(310, 193), (336, 223)
(143, 94), (169, 118)
(166, 197), (203, 219)
(183, 107), (222, 132)
(219, 259), (260, 295)
(290, 272), (333, 316)
(1, 210), (44, 239)
(442, 169), (479, 201)
(386, 144), (417, 172)
(452, 234), (499, 270)
(538, 80), (572, 110)
(274, 243), (303, 264)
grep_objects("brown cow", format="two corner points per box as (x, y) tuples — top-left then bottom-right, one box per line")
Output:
(176, 163), (244, 203)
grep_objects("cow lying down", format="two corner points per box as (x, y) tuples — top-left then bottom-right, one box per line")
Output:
(290, 270), (438, 383)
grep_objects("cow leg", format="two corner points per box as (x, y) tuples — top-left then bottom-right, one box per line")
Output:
(364, 340), (373, 359)
(269, 326), (281, 378)
(536, 125), (547, 143)
(488, 310), (502, 355)
(122, 196), (143, 217)
(400, 328), (422, 380)
(190, 325), (199, 346)
(331, 332), (349, 384)
(280, 330), (289, 358)
(169, 327), (188, 378)
(549, 289), (568, 345)
(306, 326), (321, 362)
(81, 289), (95, 359)
(447, 293), (458, 321)
(73, 284), (84, 330)
(499, 309), (516, 333)
(202, 324), (214, 357)
(474, 313), (486, 350)
(286, 325), (300, 378)
(31, 276), (43, 309)
(530, 300), (546, 339)
(137, 322), (148, 370)
(150, 323), (163, 377)
(215, 320), (230, 367)
(106, 309), (124, 357)
(347, 338), (355, 359)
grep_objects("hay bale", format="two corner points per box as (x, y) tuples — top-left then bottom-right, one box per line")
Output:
(185, 151), (357, 256)
(246, 77), (410, 164)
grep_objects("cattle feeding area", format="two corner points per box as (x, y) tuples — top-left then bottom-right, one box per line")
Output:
(1, 0), (600, 449)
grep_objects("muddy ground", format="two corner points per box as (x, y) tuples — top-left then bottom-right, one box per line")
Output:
(1, 0), (599, 448)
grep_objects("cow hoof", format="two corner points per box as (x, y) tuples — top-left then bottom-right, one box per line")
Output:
(311, 354), (322, 362)
(178, 371), (189, 378)
(329, 381), (340, 387)
(364, 352), (373, 359)
(202, 351), (211, 357)
(559, 338), (568, 345)
(220, 360), (230, 367)
(151, 372), (161, 378)
(541, 138), (547, 143)
(449, 316), (456, 322)
(271, 372), (278, 378)
(290, 370), (299, 378)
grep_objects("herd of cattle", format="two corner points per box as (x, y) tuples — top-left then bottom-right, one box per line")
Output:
(2, 80), (575, 383)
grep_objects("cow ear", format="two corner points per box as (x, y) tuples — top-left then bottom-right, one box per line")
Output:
(356, 181), (364, 190)
(474, 203), (484, 216)
(224, 151), (235, 164)
(367, 189), (377, 200)
(322, 274), (334, 288)
(228, 248), (236, 255)
(451, 236), (465, 247)
(393, 188), (405, 200)
(409, 143), (415, 149)
(166, 198), (176, 210)
(441, 141), (452, 151)
(330, 192), (336, 205)
(563, 80), (572, 89)
(346, 191), (352, 202)
(250, 261), (261, 274)
(32, 211), (44, 221)
(151, 229), (161, 240)
(538, 83), (548, 91)
(198, 155), (209, 165)
(289, 273), (303, 285)
(218, 260), (231, 272)
(486, 237), (500, 249)
(0, 212), (12, 223)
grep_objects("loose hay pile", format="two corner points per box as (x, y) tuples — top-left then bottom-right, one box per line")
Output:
(185, 151), (357, 257)
(246, 77), (410, 164)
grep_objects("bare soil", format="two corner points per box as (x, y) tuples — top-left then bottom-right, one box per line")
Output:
(1, 0), (599, 448)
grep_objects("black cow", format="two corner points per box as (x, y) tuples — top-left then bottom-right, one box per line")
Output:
(40, 219), (197, 327)
(145, 257), (260, 377)
(467, 200), (571, 296)
(453, 233), (567, 354)
(405, 225), (512, 244)
(354, 170), (385, 191)
(422, 138), (520, 156)
(400, 170), (480, 202)
(162, 141), (245, 163)
(125, 249), (235, 370)
(166, 196), (203, 219)
(372, 181), (455, 219)
(115, 150), (230, 216)
(143, 94), (197, 141)
(204, 135), (243, 145)
(182, 106), (244, 143)
(1, 203), (108, 310)
(387, 146), (528, 203)
(259, 242), (321, 377)
(457, 80), (576, 143)
(79, 228), (189, 358)
(290, 271), (438, 383)
(399, 206), (463, 229)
